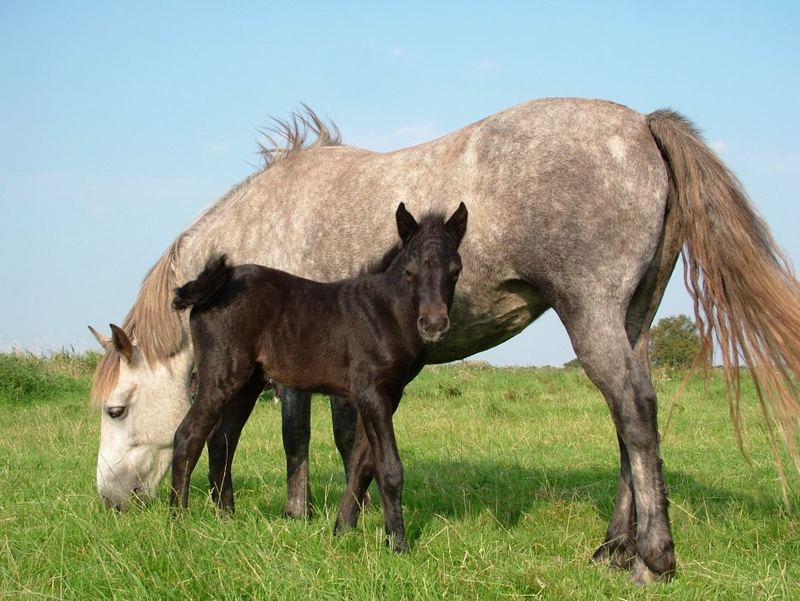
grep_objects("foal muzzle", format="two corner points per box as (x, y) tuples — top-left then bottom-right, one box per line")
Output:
(418, 309), (451, 343)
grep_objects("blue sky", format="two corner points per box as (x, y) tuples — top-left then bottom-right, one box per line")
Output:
(1, 2), (798, 365)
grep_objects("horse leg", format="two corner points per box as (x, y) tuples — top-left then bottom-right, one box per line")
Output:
(591, 435), (637, 568)
(334, 416), (375, 535)
(278, 386), (314, 518)
(591, 217), (680, 571)
(207, 371), (264, 513)
(330, 395), (359, 476)
(563, 306), (674, 584)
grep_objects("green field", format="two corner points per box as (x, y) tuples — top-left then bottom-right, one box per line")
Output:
(1, 352), (798, 600)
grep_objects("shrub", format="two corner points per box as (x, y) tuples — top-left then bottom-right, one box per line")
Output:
(649, 314), (701, 369)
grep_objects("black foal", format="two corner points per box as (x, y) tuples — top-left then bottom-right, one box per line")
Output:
(171, 202), (467, 551)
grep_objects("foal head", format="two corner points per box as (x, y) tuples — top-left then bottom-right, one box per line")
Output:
(395, 202), (468, 343)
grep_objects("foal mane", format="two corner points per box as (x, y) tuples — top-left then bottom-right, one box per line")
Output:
(359, 210), (451, 275)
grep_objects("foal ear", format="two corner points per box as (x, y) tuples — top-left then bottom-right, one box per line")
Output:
(109, 323), (136, 364)
(396, 202), (419, 244)
(88, 325), (112, 352)
(444, 202), (468, 243)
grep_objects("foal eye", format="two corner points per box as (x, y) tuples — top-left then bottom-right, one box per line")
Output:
(106, 406), (127, 419)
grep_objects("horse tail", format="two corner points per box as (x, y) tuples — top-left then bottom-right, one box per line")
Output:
(647, 109), (800, 495)
(172, 254), (233, 311)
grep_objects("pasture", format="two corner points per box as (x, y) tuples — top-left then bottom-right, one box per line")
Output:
(1, 352), (797, 599)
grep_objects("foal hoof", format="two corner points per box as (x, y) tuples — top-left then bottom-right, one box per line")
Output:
(387, 535), (410, 554)
(333, 517), (353, 537)
(591, 540), (634, 570)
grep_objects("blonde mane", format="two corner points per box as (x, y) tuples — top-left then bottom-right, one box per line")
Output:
(91, 237), (186, 405)
(91, 104), (342, 406)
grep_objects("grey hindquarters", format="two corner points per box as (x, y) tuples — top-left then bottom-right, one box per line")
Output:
(493, 104), (676, 582)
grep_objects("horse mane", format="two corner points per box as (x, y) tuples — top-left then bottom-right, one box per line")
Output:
(91, 237), (186, 406)
(257, 103), (342, 170)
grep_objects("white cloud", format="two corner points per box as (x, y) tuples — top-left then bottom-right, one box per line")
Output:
(709, 139), (729, 154)
(389, 46), (404, 59)
(476, 59), (503, 72)
(206, 143), (233, 155)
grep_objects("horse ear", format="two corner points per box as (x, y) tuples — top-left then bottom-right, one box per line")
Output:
(444, 202), (468, 243)
(88, 325), (112, 351)
(396, 202), (419, 244)
(109, 323), (136, 364)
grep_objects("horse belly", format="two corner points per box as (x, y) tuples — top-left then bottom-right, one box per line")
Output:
(428, 279), (550, 363)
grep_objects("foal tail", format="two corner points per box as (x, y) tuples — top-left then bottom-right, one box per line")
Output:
(172, 254), (233, 311)
(647, 110), (800, 494)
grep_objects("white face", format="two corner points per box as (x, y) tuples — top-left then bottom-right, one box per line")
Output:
(96, 344), (192, 511)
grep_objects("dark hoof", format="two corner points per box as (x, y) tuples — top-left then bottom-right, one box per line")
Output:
(591, 540), (635, 570)
(631, 555), (675, 585)
(388, 535), (410, 554)
(214, 504), (235, 518)
(284, 503), (313, 519)
(333, 518), (353, 537)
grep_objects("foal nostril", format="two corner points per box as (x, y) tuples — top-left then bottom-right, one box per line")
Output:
(418, 315), (450, 334)
(432, 316), (450, 333)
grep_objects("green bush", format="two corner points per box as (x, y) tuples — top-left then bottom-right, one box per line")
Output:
(649, 314), (701, 369)
(0, 351), (96, 405)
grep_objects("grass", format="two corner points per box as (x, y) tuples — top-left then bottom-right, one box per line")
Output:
(0, 353), (798, 599)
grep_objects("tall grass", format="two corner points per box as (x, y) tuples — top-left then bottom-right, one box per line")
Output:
(0, 354), (797, 599)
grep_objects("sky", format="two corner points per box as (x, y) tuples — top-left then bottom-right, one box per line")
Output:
(1, 2), (798, 366)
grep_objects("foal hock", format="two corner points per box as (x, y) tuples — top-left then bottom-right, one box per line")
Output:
(171, 202), (467, 550)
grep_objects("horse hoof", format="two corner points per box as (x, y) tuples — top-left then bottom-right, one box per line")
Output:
(283, 500), (313, 520)
(631, 555), (674, 585)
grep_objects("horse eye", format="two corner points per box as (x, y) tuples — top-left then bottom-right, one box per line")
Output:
(106, 406), (127, 419)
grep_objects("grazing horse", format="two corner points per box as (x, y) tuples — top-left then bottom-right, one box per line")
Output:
(170, 203), (467, 551)
(90, 98), (800, 584)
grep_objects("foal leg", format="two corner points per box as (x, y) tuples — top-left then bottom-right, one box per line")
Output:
(334, 417), (375, 534)
(278, 386), (314, 518)
(207, 371), (264, 513)
(171, 369), (250, 511)
(564, 307), (674, 584)
(356, 388), (408, 553)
